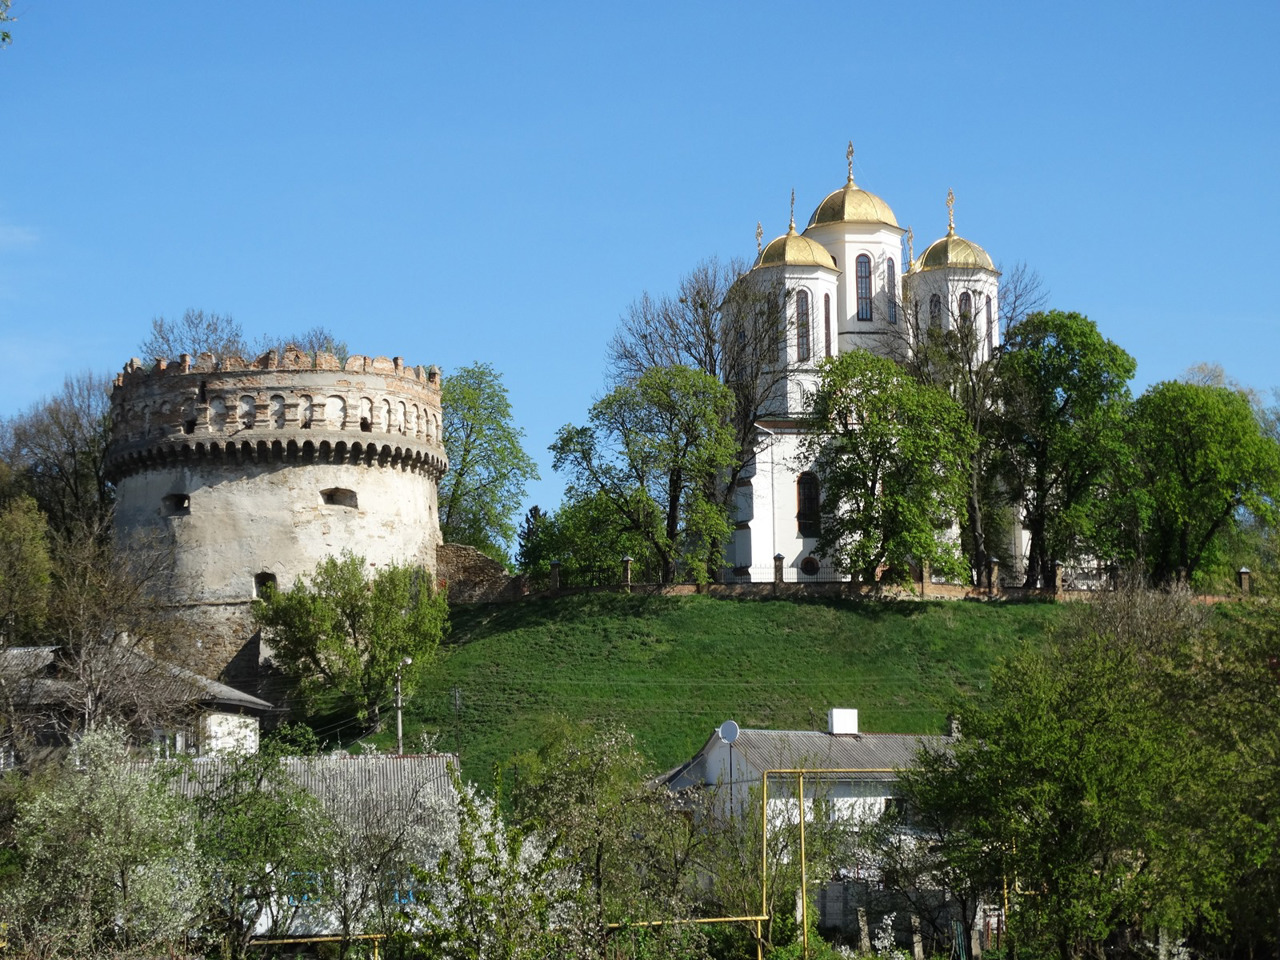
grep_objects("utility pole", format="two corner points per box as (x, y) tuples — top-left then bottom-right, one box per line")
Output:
(395, 656), (412, 755)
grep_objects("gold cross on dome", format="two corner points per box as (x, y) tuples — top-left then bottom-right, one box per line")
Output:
(846, 141), (855, 181)
(789, 189), (796, 230)
(947, 188), (956, 233)
(756, 221), (763, 254)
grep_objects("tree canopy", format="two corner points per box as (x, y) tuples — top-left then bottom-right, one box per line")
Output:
(551, 365), (737, 584)
(253, 552), (447, 731)
(805, 350), (976, 584)
(996, 310), (1136, 586)
(1131, 379), (1280, 584)
(440, 362), (539, 560)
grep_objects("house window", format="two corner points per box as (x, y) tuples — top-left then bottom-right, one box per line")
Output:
(824, 294), (832, 356)
(958, 291), (972, 319)
(855, 255), (872, 321)
(796, 289), (811, 362)
(320, 487), (358, 508)
(886, 258), (897, 325)
(253, 572), (278, 598)
(929, 294), (942, 326)
(162, 494), (190, 517)
(797, 472), (820, 538)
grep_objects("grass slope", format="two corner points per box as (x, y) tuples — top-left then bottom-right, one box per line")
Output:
(387, 593), (1063, 787)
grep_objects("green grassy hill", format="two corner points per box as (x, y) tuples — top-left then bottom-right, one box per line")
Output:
(362, 593), (1063, 787)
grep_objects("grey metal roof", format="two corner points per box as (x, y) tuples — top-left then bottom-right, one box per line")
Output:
(0, 645), (272, 713)
(158, 753), (459, 816)
(730, 728), (953, 780)
(658, 726), (954, 788)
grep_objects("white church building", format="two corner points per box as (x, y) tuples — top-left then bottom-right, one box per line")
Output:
(728, 146), (1002, 583)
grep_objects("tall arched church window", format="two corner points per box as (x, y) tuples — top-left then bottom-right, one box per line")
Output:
(929, 294), (942, 325)
(958, 291), (972, 320)
(855, 255), (873, 321)
(886, 258), (897, 324)
(824, 294), (832, 356)
(797, 472), (820, 538)
(766, 296), (782, 363)
(796, 289), (811, 362)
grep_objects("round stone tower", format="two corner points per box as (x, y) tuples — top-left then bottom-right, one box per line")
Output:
(105, 347), (448, 683)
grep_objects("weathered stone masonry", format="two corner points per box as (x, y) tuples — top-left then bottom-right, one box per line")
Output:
(106, 348), (448, 683)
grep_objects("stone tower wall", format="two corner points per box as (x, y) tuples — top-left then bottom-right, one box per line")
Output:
(106, 348), (448, 682)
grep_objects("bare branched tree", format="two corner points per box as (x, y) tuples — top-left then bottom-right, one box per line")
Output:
(606, 257), (798, 576)
(0, 371), (115, 538)
(138, 308), (248, 362)
(253, 325), (350, 365)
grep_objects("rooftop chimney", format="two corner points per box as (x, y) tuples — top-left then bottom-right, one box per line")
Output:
(829, 708), (858, 735)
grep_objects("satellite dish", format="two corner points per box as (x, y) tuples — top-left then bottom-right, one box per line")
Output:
(718, 719), (740, 745)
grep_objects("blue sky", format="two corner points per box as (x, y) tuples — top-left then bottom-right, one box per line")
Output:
(3, 2), (1278, 516)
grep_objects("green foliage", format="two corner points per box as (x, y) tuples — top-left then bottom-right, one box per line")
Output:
(0, 494), (51, 644)
(552, 365), (738, 584)
(190, 730), (327, 958)
(441, 361), (539, 559)
(806, 350), (977, 584)
(897, 587), (1280, 959)
(1130, 379), (1280, 584)
(254, 551), (448, 731)
(996, 311), (1136, 587)
(516, 491), (661, 587)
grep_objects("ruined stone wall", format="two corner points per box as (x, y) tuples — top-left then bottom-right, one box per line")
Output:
(106, 348), (448, 682)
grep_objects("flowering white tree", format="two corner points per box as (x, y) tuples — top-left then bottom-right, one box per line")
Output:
(1, 728), (205, 957)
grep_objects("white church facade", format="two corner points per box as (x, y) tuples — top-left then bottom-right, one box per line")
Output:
(728, 146), (1004, 583)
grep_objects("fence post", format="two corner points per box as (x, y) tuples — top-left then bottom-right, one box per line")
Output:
(773, 553), (785, 596)
(1051, 560), (1064, 597)
(919, 561), (930, 599)
(987, 557), (999, 597)
(622, 555), (633, 593)
(549, 560), (561, 592)
(1238, 567), (1252, 595)
(1106, 562), (1120, 590)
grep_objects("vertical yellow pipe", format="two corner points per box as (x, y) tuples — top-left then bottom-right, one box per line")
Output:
(760, 773), (770, 960)
(799, 772), (808, 959)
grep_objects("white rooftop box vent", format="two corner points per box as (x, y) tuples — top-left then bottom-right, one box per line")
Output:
(829, 708), (858, 735)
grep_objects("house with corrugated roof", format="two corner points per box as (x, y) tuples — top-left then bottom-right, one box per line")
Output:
(0, 644), (274, 766)
(658, 707), (953, 820)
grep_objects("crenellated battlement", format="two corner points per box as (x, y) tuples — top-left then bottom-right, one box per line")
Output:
(113, 348), (442, 385)
(106, 347), (447, 481)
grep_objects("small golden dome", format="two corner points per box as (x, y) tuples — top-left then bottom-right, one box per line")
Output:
(755, 222), (838, 270)
(807, 177), (899, 229)
(915, 228), (995, 272)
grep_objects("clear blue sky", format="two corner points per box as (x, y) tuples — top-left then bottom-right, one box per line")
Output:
(4, 2), (1278, 516)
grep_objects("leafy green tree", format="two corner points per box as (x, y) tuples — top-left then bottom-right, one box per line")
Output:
(2, 727), (203, 957)
(440, 362), (539, 559)
(0, 495), (51, 645)
(516, 492), (660, 588)
(804, 350), (976, 584)
(551, 365), (737, 584)
(1131, 379), (1280, 584)
(191, 729), (327, 959)
(509, 720), (707, 958)
(996, 310), (1136, 586)
(254, 552), (447, 731)
(607, 259), (793, 548)
(902, 587), (1212, 960)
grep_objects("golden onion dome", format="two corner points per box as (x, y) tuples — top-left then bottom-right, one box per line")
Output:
(915, 225), (995, 272)
(914, 188), (995, 272)
(807, 175), (899, 229)
(755, 221), (838, 271)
